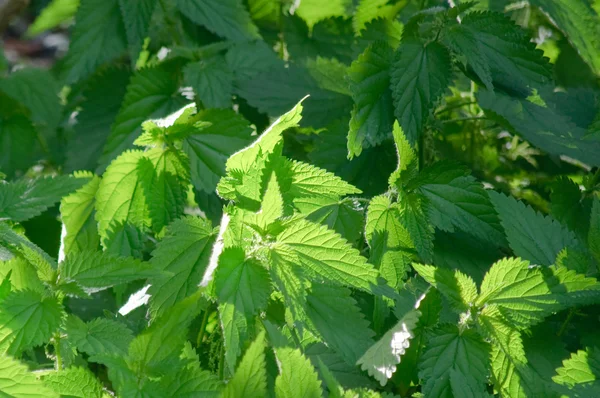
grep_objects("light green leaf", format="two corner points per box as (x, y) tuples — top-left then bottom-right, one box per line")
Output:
(215, 247), (271, 372)
(95, 150), (149, 242)
(412, 263), (478, 313)
(348, 41), (394, 158)
(275, 347), (323, 398)
(222, 331), (267, 398)
(353, 0), (403, 34)
(0, 290), (63, 354)
(294, 196), (364, 243)
(104, 221), (144, 258)
(390, 40), (452, 144)
(183, 108), (253, 193)
(0, 354), (57, 397)
(60, 172), (101, 256)
(27, 0), (80, 36)
(257, 172), (283, 229)
(397, 194), (433, 263)
(61, 0), (127, 83)
(419, 325), (490, 398)
(99, 65), (188, 167)
(388, 121), (418, 189)
(183, 56), (233, 109)
(296, 0), (350, 29)
(305, 57), (351, 96)
(305, 284), (375, 365)
(357, 292), (422, 386)
(489, 192), (579, 266)
(59, 250), (158, 290)
(275, 218), (379, 292)
(0, 175), (88, 222)
(177, 0), (260, 41)
(65, 315), (133, 357)
(554, 348), (600, 389)
(43, 366), (103, 398)
(148, 216), (216, 317)
(419, 175), (504, 247)
(284, 159), (362, 199)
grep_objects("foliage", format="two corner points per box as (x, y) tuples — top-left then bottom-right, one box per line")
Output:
(1, 0), (600, 396)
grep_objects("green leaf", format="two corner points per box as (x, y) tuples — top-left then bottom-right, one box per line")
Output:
(550, 177), (590, 240)
(99, 65), (188, 167)
(95, 150), (150, 242)
(489, 192), (579, 266)
(418, 175), (505, 247)
(215, 247), (271, 372)
(397, 194), (434, 263)
(65, 67), (131, 172)
(118, 0), (157, 64)
(183, 56), (233, 109)
(148, 216), (216, 317)
(353, 0), (403, 34)
(412, 263), (478, 313)
(390, 40), (452, 144)
(305, 57), (351, 96)
(177, 0), (260, 41)
(160, 366), (222, 397)
(223, 331), (267, 398)
(27, 0), (80, 36)
(590, 196), (600, 263)
(65, 315), (133, 356)
(275, 347), (323, 398)
(348, 41), (394, 158)
(0, 354), (56, 397)
(389, 121), (418, 189)
(456, 11), (552, 94)
(60, 172), (101, 256)
(419, 325), (490, 398)
(294, 196), (364, 243)
(305, 284), (375, 365)
(554, 348), (600, 389)
(284, 159), (362, 200)
(477, 89), (600, 168)
(257, 172), (283, 229)
(0, 68), (62, 139)
(275, 218), (379, 292)
(296, 0), (350, 29)
(104, 221), (144, 258)
(357, 291), (423, 386)
(0, 290), (63, 354)
(0, 112), (37, 177)
(61, 0), (127, 83)
(43, 366), (104, 398)
(0, 175), (88, 222)
(182, 108), (253, 193)
(226, 40), (282, 82)
(60, 250), (158, 291)
(530, 0), (600, 75)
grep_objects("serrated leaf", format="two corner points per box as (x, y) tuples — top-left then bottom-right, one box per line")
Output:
(27, 0), (79, 36)
(59, 250), (158, 291)
(226, 40), (283, 82)
(43, 366), (103, 398)
(0, 112), (37, 177)
(418, 175), (505, 247)
(296, 0), (350, 29)
(0, 354), (57, 397)
(104, 221), (144, 258)
(389, 121), (418, 189)
(183, 56), (233, 109)
(177, 0), (260, 41)
(65, 315), (133, 357)
(294, 196), (364, 243)
(223, 331), (267, 398)
(257, 172), (283, 229)
(61, 0), (127, 83)
(390, 40), (452, 144)
(419, 325), (490, 398)
(285, 159), (362, 199)
(490, 192), (579, 266)
(550, 177), (590, 240)
(60, 173), (101, 256)
(275, 218), (379, 292)
(397, 194), (433, 263)
(357, 293), (422, 386)
(99, 65), (188, 167)
(412, 263), (478, 313)
(147, 216), (215, 317)
(0, 290), (63, 354)
(118, 0), (157, 65)
(554, 348), (600, 389)
(353, 0), (403, 34)
(215, 247), (271, 372)
(160, 366), (222, 397)
(182, 108), (253, 193)
(348, 41), (394, 158)
(95, 150), (150, 242)
(275, 347), (323, 398)
(590, 196), (600, 264)
(0, 175), (88, 222)
(305, 57), (351, 96)
(305, 284), (375, 365)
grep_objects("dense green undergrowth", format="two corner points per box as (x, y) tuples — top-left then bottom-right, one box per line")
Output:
(1, 0), (600, 397)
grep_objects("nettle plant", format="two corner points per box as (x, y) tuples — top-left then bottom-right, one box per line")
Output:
(1, 0), (600, 397)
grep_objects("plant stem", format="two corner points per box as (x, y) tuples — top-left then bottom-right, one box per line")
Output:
(54, 335), (62, 371)
(196, 309), (210, 347)
(441, 116), (491, 124)
(435, 101), (478, 115)
(558, 309), (575, 337)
